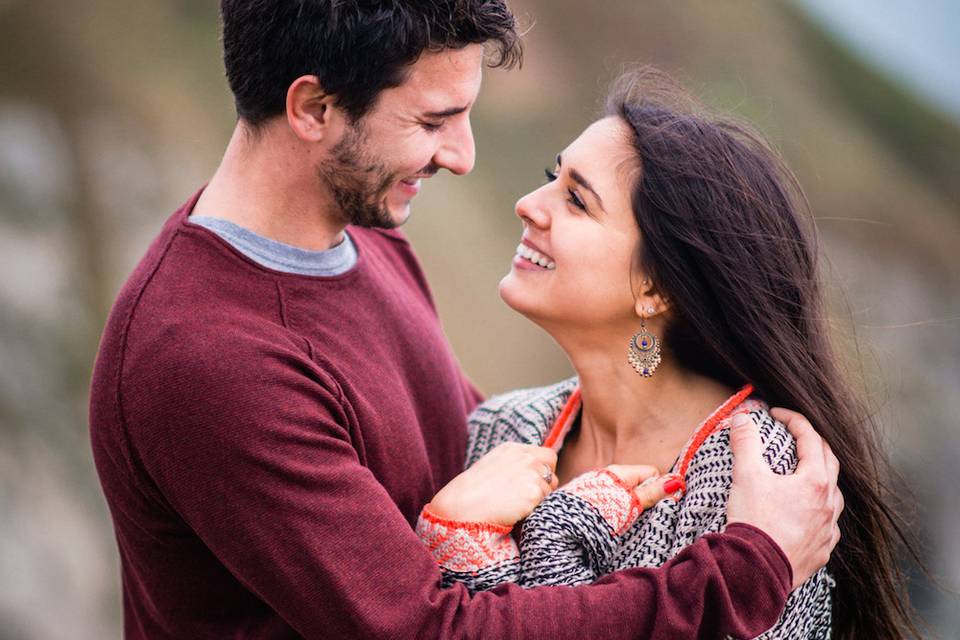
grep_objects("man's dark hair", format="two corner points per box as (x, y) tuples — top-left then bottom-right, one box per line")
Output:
(220, 0), (522, 127)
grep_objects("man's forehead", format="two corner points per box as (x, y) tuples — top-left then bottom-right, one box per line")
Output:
(391, 45), (484, 113)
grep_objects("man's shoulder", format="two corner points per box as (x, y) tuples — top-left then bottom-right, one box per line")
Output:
(97, 220), (308, 420)
(357, 226), (409, 244)
(347, 226), (414, 256)
(465, 378), (577, 464)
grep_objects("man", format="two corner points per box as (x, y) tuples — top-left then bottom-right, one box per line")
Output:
(89, 2), (842, 638)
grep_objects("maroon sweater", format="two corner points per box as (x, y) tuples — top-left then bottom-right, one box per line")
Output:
(89, 190), (792, 639)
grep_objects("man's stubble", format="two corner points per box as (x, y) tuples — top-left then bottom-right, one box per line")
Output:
(317, 123), (401, 230)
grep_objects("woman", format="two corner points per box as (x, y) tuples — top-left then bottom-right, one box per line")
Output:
(415, 68), (917, 639)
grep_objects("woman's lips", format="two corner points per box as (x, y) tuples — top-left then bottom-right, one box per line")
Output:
(514, 242), (555, 270)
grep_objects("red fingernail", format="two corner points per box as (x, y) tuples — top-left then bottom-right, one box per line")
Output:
(663, 478), (683, 494)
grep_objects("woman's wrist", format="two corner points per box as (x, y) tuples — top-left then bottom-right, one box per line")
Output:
(420, 504), (513, 533)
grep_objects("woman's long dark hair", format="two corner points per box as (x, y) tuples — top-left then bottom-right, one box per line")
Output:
(607, 67), (920, 639)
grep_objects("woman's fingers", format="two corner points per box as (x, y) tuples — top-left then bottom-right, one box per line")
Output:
(635, 473), (684, 509)
(533, 462), (559, 495)
(604, 464), (685, 510)
(528, 445), (559, 472)
(605, 464), (660, 487)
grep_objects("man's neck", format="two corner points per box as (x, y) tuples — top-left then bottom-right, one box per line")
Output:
(192, 122), (348, 251)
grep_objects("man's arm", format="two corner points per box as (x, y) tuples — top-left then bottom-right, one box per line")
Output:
(125, 341), (822, 639)
(727, 409), (843, 591)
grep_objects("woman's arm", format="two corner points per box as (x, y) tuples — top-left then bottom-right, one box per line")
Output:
(417, 460), (674, 591)
(517, 468), (677, 586)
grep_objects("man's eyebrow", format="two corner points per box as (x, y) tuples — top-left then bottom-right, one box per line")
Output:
(422, 105), (469, 119)
(557, 153), (606, 211)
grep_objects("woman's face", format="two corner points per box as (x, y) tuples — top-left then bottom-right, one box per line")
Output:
(499, 117), (644, 332)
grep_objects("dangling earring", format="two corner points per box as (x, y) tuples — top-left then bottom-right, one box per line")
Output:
(628, 308), (661, 377)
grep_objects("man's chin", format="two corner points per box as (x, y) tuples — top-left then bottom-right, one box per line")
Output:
(392, 203), (412, 227)
(377, 202), (411, 229)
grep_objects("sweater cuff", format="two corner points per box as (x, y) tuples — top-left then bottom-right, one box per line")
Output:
(722, 522), (793, 591)
(415, 506), (519, 574)
(559, 469), (644, 536)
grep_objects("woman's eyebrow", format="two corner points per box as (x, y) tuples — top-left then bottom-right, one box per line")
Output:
(557, 153), (606, 212)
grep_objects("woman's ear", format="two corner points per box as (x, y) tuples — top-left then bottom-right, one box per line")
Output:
(285, 75), (348, 144)
(633, 276), (668, 320)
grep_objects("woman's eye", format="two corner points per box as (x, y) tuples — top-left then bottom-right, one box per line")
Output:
(544, 168), (586, 211)
(567, 189), (587, 211)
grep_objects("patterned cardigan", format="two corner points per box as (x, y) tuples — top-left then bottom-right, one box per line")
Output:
(416, 378), (835, 639)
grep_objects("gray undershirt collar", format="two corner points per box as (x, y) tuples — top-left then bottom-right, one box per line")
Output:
(190, 216), (357, 276)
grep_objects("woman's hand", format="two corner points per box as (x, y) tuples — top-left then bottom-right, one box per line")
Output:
(602, 465), (681, 508)
(428, 443), (559, 526)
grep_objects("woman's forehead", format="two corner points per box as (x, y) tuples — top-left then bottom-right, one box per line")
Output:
(562, 118), (637, 210)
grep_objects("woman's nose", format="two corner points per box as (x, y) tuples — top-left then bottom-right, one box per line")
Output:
(515, 189), (550, 229)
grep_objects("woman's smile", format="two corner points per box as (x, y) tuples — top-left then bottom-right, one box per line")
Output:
(513, 241), (556, 271)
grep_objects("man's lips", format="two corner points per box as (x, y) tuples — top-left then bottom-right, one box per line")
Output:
(396, 178), (421, 196)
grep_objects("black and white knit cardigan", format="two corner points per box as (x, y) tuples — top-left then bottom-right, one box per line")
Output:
(417, 378), (835, 639)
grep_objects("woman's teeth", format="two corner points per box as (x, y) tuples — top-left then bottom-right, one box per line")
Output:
(515, 244), (556, 270)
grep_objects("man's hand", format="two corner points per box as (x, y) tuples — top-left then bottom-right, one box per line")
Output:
(726, 409), (843, 591)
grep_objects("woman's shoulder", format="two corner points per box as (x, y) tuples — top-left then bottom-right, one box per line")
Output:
(735, 398), (799, 475)
(622, 397), (801, 562)
(688, 397), (800, 484)
(465, 377), (578, 466)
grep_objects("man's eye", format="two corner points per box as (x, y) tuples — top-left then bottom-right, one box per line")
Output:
(544, 168), (557, 182)
(422, 121), (444, 132)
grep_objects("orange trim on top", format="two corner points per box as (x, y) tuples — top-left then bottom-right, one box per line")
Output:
(543, 384), (755, 490)
(673, 384), (754, 476)
(543, 387), (581, 450)
(420, 505), (514, 535)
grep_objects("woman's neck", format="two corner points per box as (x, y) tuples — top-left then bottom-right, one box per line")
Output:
(557, 334), (734, 478)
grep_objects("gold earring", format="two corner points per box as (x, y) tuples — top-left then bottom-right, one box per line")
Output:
(628, 313), (661, 378)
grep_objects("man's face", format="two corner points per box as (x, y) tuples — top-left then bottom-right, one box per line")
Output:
(319, 44), (484, 229)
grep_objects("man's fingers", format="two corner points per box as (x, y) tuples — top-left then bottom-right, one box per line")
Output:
(605, 464), (660, 488)
(833, 486), (845, 523)
(823, 438), (840, 481)
(728, 413), (766, 476)
(770, 407), (826, 477)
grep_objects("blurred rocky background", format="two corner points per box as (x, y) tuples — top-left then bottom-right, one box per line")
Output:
(1, 1), (957, 637)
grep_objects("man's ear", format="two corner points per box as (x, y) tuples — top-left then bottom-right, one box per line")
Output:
(285, 75), (347, 143)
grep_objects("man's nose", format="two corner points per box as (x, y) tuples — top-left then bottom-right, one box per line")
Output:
(434, 118), (476, 176)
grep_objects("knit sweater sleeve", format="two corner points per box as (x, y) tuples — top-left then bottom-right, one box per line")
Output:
(515, 468), (652, 586)
(415, 468), (647, 591)
(415, 505), (522, 591)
